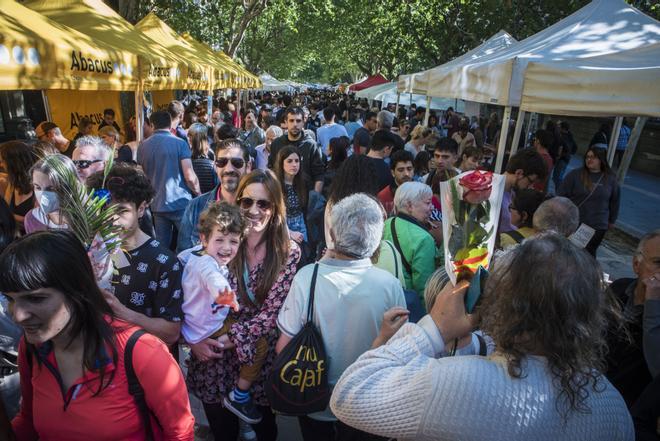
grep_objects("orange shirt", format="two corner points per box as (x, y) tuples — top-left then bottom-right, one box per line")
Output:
(13, 320), (194, 441)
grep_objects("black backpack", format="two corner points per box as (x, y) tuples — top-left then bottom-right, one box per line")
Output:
(266, 263), (331, 415)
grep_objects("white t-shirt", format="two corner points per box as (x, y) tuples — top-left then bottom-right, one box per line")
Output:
(178, 245), (232, 344)
(277, 257), (406, 420)
(317, 123), (349, 154)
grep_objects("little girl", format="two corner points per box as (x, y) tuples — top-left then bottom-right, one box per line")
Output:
(274, 146), (308, 243)
(179, 201), (267, 424)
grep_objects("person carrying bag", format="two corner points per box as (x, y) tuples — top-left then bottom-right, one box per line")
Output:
(266, 263), (330, 415)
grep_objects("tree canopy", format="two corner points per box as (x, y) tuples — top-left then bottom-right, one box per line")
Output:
(113, 0), (660, 84)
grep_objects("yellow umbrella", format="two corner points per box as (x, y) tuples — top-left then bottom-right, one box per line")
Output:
(0, 0), (135, 91)
(23, 0), (210, 91)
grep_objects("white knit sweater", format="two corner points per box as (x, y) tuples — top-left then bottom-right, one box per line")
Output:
(330, 315), (634, 441)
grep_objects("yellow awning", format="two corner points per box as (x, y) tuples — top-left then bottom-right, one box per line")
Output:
(0, 0), (136, 91)
(180, 33), (261, 89)
(23, 0), (210, 91)
(134, 13), (228, 92)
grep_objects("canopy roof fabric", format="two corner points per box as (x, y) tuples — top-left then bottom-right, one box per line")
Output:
(181, 33), (260, 89)
(356, 81), (464, 112)
(424, 0), (660, 107)
(259, 73), (292, 92)
(23, 0), (208, 91)
(521, 42), (660, 117)
(0, 0), (135, 91)
(348, 74), (388, 92)
(135, 13), (219, 90)
(397, 30), (517, 95)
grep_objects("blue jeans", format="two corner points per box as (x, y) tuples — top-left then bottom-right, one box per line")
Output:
(153, 210), (184, 250)
(287, 213), (308, 242)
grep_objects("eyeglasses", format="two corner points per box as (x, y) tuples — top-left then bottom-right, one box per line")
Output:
(73, 159), (103, 170)
(238, 197), (272, 211)
(215, 157), (245, 169)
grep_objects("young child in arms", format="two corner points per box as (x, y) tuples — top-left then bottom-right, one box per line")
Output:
(179, 201), (266, 424)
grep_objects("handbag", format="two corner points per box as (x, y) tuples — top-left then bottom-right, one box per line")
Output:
(266, 263), (331, 415)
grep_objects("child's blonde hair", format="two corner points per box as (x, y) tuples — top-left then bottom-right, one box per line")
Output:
(424, 267), (450, 312)
(198, 202), (245, 241)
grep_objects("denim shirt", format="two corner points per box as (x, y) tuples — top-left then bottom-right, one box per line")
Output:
(176, 185), (220, 253)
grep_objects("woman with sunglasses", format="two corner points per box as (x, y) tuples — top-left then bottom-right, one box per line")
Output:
(186, 169), (300, 441)
(558, 146), (620, 256)
(24, 154), (76, 234)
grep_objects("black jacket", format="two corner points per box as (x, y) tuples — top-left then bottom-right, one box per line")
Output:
(268, 132), (325, 187)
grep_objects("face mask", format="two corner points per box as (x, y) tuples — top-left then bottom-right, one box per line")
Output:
(34, 190), (60, 214)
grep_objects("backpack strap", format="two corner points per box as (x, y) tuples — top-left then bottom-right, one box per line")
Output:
(306, 264), (320, 323)
(383, 240), (400, 281)
(390, 218), (413, 276)
(503, 229), (526, 244)
(125, 329), (155, 441)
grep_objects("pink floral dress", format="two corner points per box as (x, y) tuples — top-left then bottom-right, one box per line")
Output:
(186, 241), (300, 405)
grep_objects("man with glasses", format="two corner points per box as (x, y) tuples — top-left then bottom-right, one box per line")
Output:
(268, 106), (325, 193)
(71, 136), (111, 183)
(177, 139), (250, 253)
(606, 229), (660, 407)
(138, 110), (200, 250)
(499, 148), (547, 234)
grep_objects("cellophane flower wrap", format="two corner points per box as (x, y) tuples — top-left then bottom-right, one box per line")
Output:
(439, 170), (505, 284)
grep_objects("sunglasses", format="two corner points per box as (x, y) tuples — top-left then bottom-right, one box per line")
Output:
(238, 197), (272, 211)
(215, 157), (245, 169)
(73, 159), (103, 170)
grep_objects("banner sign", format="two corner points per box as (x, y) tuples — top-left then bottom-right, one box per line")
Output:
(46, 89), (124, 140)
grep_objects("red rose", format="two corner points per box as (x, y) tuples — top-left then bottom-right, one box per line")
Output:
(459, 170), (493, 205)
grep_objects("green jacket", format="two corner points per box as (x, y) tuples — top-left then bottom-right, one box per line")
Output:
(383, 215), (438, 298)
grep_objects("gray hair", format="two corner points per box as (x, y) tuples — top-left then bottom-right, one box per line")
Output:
(73, 136), (111, 161)
(330, 193), (384, 259)
(266, 125), (283, 138)
(377, 110), (394, 130)
(533, 196), (579, 237)
(393, 181), (432, 214)
(635, 229), (660, 256)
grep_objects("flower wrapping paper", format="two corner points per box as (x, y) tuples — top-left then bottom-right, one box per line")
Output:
(440, 170), (505, 284)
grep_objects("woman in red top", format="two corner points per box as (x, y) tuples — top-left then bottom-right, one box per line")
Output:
(0, 230), (194, 441)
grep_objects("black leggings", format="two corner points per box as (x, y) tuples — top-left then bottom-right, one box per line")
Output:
(585, 228), (608, 256)
(202, 401), (277, 441)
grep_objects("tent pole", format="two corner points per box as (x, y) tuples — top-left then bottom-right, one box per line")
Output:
(607, 116), (623, 166)
(423, 96), (431, 126)
(617, 117), (647, 185)
(41, 90), (52, 121)
(525, 112), (537, 146)
(494, 106), (512, 174)
(381, 99), (386, 111)
(395, 92), (400, 117)
(134, 58), (143, 143)
(510, 109), (526, 156)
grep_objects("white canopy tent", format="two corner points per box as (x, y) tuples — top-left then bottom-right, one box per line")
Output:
(357, 82), (465, 112)
(397, 30), (518, 96)
(520, 42), (660, 118)
(258, 73), (292, 92)
(423, 0), (660, 106)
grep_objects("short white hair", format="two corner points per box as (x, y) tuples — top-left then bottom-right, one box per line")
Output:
(72, 136), (111, 161)
(533, 196), (579, 237)
(394, 181), (432, 214)
(330, 193), (383, 259)
(377, 110), (394, 129)
(266, 125), (283, 138)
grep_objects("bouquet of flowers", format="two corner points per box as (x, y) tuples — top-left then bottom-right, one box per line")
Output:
(439, 170), (505, 284)
(44, 154), (123, 291)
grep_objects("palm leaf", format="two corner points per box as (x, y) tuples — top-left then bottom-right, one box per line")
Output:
(42, 155), (122, 254)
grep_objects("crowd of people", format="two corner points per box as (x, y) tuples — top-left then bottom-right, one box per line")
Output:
(0, 90), (657, 441)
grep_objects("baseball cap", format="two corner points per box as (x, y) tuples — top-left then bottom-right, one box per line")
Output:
(35, 121), (58, 138)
